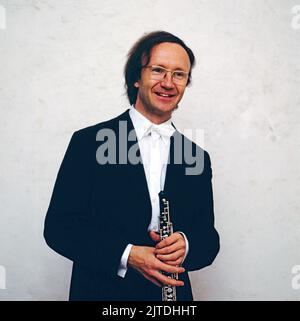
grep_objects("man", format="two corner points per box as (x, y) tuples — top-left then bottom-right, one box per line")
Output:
(44, 31), (220, 301)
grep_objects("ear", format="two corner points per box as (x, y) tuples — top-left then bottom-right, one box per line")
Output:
(134, 82), (139, 88)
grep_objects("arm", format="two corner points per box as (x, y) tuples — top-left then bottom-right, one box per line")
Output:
(151, 152), (219, 272)
(44, 130), (130, 274)
(182, 151), (220, 272)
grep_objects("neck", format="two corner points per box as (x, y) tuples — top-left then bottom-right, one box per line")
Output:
(134, 103), (172, 125)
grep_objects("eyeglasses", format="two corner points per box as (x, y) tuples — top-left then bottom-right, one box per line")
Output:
(143, 65), (189, 85)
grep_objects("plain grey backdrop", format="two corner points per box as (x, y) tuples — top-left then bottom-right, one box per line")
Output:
(0, 0), (300, 300)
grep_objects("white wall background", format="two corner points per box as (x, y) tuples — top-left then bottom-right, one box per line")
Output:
(0, 0), (299, 300)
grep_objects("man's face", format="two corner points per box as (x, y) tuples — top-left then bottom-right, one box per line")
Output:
(134, 42), (191, 123)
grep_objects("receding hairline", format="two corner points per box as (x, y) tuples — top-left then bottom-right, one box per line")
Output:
(141, 42), (192, 71)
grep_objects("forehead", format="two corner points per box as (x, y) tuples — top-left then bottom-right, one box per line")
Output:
(148, 42), (191, 71)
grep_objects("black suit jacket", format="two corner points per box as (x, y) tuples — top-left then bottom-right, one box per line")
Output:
(44, 109), (220, 300)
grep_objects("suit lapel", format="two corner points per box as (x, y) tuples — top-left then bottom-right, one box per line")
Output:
(119, 110), (152, 226)
(164, 130), (184, 195)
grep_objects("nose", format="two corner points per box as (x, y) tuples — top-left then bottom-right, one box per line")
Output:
(161, 71), (175, 88)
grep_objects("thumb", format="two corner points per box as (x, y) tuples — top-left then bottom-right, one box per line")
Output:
(149, 231), (161, 242)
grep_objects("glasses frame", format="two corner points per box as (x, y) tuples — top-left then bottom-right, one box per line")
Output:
(142, 65), (189, 85)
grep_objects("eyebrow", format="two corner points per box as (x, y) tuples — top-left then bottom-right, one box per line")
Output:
(152, 64), (188, 72)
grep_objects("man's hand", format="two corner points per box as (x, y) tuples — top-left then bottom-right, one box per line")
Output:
(153, 232), (186, 266)
(128, 245), (185, 287)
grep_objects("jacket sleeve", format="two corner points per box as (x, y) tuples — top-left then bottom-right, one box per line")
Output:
(183, 151), (220, 272)
(43, 130), (130, 274)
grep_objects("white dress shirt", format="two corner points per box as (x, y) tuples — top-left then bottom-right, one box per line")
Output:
(117, 106), (189, 278)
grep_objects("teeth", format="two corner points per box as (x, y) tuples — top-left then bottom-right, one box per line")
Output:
(157, 93), (172, 97)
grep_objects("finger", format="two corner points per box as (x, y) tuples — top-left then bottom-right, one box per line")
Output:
(149, 231), (161, 242)
(156, 249), (185, 261)
(163, 258), (184, 266)
(156, 233), (184, 249)
(142, 272), (162, 287)
(158, 253), (184, 265)
(155, 242), (181, 255)
(152, 271), (184, 287)
(156, 235), (178, 249)
(156, 259), (185, 274)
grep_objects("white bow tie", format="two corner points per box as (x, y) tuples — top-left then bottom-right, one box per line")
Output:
(145, 123), (175, 142)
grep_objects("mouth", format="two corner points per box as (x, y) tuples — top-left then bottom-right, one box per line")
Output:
(154, 92), (176, 101)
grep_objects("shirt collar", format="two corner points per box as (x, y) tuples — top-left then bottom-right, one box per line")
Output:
(129, 105), (175, 144)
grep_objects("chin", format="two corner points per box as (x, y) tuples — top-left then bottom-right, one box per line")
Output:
(152, 100), (177, 112)
(152, 105), (174, 116)
(158, 103), (178, 113)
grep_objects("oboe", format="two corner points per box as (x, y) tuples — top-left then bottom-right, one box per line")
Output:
(158, 191), (178, 301)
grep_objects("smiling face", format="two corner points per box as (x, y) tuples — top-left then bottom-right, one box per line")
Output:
(134, 42), (191, 124)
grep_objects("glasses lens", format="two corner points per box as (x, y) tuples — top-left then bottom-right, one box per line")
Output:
(173, 72), (188, 85)
(150, 66), (165, 79)
(148, 66), (188, 85)
(173, 71), (185, 80)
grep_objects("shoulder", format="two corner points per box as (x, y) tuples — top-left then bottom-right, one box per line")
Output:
(171, 130), (212, 178)
(178, 131), (212, 165)
(71, 109), (129, 143)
